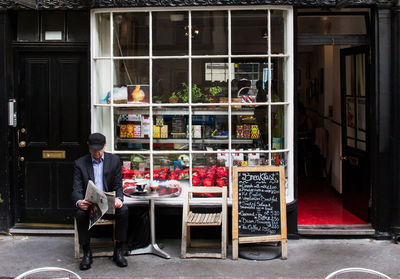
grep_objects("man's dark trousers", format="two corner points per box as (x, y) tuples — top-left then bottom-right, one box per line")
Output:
(75, 206), (129, 245)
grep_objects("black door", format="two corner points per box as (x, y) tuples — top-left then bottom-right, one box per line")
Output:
(16, 50), (89, 224)
(340, 46), (370, 222)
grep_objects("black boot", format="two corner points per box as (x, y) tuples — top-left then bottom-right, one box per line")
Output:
(79, 245), (93, 270)
(113, 241), (128, 267)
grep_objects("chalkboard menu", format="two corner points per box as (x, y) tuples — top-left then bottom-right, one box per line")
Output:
(232, 166), (288, 260)
(238, 171), (281, 235)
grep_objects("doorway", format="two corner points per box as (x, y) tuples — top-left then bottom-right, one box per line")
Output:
(14, 49), (90, 225)
(296, 10), (372, 228)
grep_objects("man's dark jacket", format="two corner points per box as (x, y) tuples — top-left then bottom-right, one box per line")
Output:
(72, 152), (123, 206)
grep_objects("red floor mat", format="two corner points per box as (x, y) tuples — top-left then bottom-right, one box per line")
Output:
(298, 178), (367, 225)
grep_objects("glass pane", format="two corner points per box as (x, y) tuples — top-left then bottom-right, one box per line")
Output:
(232, 105), (268, 150)
(356, 54), (366, 97)
(113, 60), (149, 104)
(17, 11), (39, 41)
(231, 10), (268, 55)
(114, 107), (150, 151)
(270, 152), (287, 167)
(192, 58), (229, 104)
(42, 12), (65, 41)
(121, 154), (151, 190)
(192, 154), (229, 188)
(270, 105), (286, 150)
(345, 55), (354, 96)
(271, 10), (285, 54)
(347, 138), (355, 148)
(270, 57), (287, 102)
(346, 97), (356, 129)
(153, 59), (188, 103)
(94, 59), (111, 105)
(297, 15), (367, 35)
(192, 11), (228, 55)
(67, 11), (89, 42)
(231, 59), (268, 102)
(113, 13), (149, 57)
(153, 154), (189, 195)
(152, 12), (188, 56)
(152, 107), (189, 151)
(93, 107), (112, 152)
(94, 13), (111, 57)
(357, 141), (366, 151)
(191, 112), (229, 151)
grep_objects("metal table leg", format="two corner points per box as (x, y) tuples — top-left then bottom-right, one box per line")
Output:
(128, 199), (170, 259)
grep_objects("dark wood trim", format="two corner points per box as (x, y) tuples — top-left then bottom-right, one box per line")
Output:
(390, 3), (400, 236)
(0, 12), (10, 231)
(297, 35), (370, 45)
(371, 6), (392, 236)
(0, 0), (396, 10)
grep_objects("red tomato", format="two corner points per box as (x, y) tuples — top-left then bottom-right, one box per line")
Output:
(216, 178), (226, 187)
(192, 176), (201, 186)
(202, 178), (214, 187)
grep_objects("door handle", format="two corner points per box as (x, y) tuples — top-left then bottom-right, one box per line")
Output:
(18, 141), (26, 148)
(340, 156), (348, 161)
(19, 157), (25, 162)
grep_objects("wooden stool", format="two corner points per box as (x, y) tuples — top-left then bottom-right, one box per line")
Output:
(74, 218), (116, 259)
(181, 187), (228, 259)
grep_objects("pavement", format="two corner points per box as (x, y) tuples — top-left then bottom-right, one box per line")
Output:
(0, 235), (399, 279)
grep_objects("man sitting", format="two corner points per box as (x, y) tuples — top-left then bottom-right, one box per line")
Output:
(72, 133), (128, 270)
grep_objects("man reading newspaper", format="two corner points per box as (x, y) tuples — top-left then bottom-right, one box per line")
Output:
(72, 133), (128, 270)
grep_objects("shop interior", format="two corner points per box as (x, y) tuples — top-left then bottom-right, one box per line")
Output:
(296, 11), (370, 226)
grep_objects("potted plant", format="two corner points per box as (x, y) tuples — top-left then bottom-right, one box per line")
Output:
(207, 86), (222, 103)
(169, 91), (179, 103)
(171, 82), (204, 103)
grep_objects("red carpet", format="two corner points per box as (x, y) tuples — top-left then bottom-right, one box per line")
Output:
(298, 178), (367, 225)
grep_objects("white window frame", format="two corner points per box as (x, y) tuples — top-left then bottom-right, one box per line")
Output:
(90, 6), (294, 205)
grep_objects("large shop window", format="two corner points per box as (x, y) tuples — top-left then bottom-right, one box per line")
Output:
(91, 7), (294, 204)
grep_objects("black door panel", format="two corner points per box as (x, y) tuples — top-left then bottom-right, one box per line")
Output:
(17, 51), (89, 224)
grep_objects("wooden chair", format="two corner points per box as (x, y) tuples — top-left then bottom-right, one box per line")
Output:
(181, 186), (228, 259)
(74, 218), (116, 259)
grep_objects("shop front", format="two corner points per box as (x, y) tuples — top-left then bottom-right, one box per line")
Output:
(0, 0), (398, 239)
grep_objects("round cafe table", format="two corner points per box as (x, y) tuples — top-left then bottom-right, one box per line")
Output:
(123, 186), (181, 259)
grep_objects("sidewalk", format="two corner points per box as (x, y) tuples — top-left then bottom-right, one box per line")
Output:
(0, 235), (398, 279)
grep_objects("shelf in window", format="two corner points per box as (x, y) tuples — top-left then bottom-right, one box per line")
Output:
(116, 137), (253, 144)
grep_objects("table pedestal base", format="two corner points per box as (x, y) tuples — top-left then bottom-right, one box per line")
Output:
(128, 243), (170, 259)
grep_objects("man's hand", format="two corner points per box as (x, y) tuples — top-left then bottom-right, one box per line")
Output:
(114, 198), (123, 209)
(78, 200), (92, 210)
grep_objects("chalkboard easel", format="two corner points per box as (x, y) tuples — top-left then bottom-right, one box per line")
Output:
(232, 166), (287, 260)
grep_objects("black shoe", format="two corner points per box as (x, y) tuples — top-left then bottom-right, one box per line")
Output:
(79, 248), (93, 270)
(113, 245), (128, 267)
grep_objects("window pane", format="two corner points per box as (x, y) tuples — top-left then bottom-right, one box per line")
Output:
(17, 11), (39, 41)
(114, 107), (150, 151)
(152, 107), (189, 151)
(270, 58), (288, 102)
(93, 107), (112, 152)
(271, 10), (285, 54)
(231, 105), (268, 150)
(192, 11), (228, 55)
(94, 59), (111, 105)
(42, 12), (65, 41)
(113, 13), (149, 57)
(67, 11), (89, 42)
(298, 15), (367, 35)
(152, 59), (188, 103)
(192, 58), (229, 104)
(113, 59), (149, 104)
(270, 105), (286, 150)
(94, 13), (111, 57)
(192, 154), (230, 188)
(231, 10), (268, 55)
(152, 12), (188, 56)
(191, 112), (229, 151)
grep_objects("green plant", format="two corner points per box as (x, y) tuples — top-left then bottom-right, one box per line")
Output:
(206, 86), (222, 102)
(171, 82), (203, 103)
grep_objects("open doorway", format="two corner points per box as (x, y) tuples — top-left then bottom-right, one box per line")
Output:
(296, 10), (372, 228)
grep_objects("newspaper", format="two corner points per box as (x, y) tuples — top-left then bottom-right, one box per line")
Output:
(84, 180), (115, 229)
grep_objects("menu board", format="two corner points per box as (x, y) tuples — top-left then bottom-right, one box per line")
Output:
(232, 166), (287, 260)
(237, 171), (281, 235)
